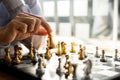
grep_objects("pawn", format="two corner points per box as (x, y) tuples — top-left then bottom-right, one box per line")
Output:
(47, 33), (55, 49)
(13, 50), (21, 64)
(36, 58), (45, 78)
(61, 42), (66, 55)
(28, 42), (34, 60)
(4, 47), (12, 63)
(56, 41), (61, 56)
(78, 48), (85, 60)
(70, 42), (76, 53)
(114, 49), (118, 61)
(95, 46), (100, 58)
(44, 47), (52, 60)
(100, 50), (106, 62)
(14, 45), (22, 60)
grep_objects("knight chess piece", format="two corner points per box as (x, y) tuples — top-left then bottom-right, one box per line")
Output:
(47, 33), (55, 49)
(114, 49), (118, 61)
(4, 47), (12, 63)
(81, 59), (93, 80)
(56, 41), (61, 56)
(61, 42), (66, 55)
(36, 58), (45, 79)
(28, 42), (34, 60)
(100, 50), (106, 62)
(44, 47), (52, 60)
(95, 46), (100, 58)
(70, 42), (76, 53)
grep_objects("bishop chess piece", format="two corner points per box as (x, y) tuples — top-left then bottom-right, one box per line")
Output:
(4, 47), (12, 63)
(81, 59), (93, 80)
(36, 58), (45, 79)
(56, 41), (61, 56)
(95, 46), (100, 58)
(70, 42), (76, 53)
(56, 58), (63, 80)
(100, 50), (106, 62)
(28, 42), (34, 60)
(47, 33), (55, 49)
(44, 47), (52, 60)
(114, 49), (118, 61)
(61, 42), (66, 55)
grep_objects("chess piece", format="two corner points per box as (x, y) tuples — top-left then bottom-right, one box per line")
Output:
(61, 42), (66, 55)
(44, 47), (52, 60)
(56, 41), (61, 56)
(39, 54), (46, 68)
(36, 58), (45, 79)
(114, 49), (118, 61)
(47, 33), (55, 49)
(100, 50), (106, 62)
(56, 58), (63, 80)
(14, 45), (22, 60)
(64, 55), (70, 68)
(13, 46), (21, 64)
(64, 61), (73, 79)
(32, 49), (38, 65)
(70, 42), (76, 53)
(28, 42), (34, 60)
(78, 48), (84, 60)
(4, 47), (12, 63)
(81, 59), (92, 80)
(95, 46), (100, 58)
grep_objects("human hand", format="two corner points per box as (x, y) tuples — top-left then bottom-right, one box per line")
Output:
(1, 12), (52, 43)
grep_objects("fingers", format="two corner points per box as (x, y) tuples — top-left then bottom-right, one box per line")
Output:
(18, 12), (52, 34)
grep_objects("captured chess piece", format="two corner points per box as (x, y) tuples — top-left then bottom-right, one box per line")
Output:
(28, 42), (34, 60)
(36, 58), (45, 79)
(95, 46), (100, 58)
(100, 50), (106, 62)
(47, 33), (55, 49)
(56, 58), (63, 80)
(13, 45), (22, 64)
(78, 48), (85, 60)
(70, 42), (76, 53)
(114, 49), (118, 61)
(44, 47), (52, 60)
(81, 59), (93, 80)
(61, 42), (66, 55)
(64, 61), (73, 79)
(4, 47), (12, 63)
(56, 41), (61, 56)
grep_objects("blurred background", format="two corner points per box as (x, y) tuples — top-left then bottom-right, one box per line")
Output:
(38, 0), (119, 41)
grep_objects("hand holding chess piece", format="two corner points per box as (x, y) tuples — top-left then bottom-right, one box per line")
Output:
(81, 59), (92, 80)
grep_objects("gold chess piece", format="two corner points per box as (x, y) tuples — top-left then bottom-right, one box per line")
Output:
(45, 47), (52, 60)
(4, 47), (12, 63)
(28, 42), (34, 59)
(61, 42), (66, 55)
(47, 33), (55, 49)
(70, 42), (76, 53)
(14, 45), (22, 60)
(13, 46), (21, 64)
(64, 61), (73, 79)
(78, 48), (84, 60)
(56, 41), (61, 56)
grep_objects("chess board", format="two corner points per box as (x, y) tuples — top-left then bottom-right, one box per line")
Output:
(0, 44), (120, 80)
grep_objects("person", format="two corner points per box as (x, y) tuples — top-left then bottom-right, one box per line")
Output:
(0, 0), (52, 55)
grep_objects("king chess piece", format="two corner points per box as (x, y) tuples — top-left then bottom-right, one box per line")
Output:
(81, 59), (93, 80)
(36, 58), (45, 79)
(4, 47), (12, 63)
